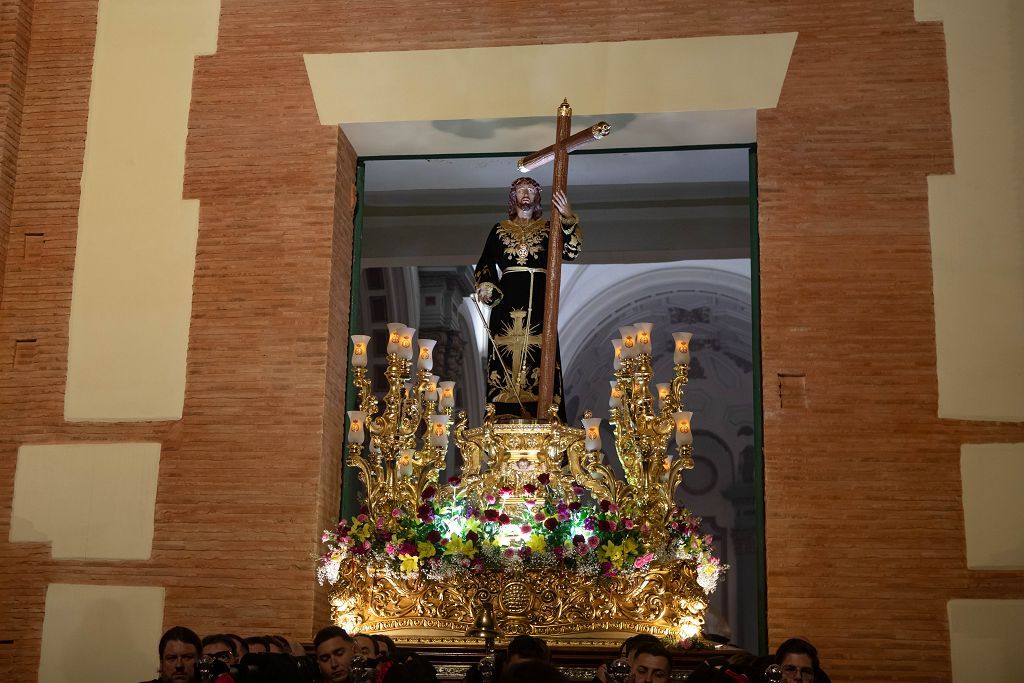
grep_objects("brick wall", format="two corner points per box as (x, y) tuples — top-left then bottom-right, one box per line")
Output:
(2, 1), (1024, 681)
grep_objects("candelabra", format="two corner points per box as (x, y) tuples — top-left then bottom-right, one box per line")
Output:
(320, 321), (722, 646)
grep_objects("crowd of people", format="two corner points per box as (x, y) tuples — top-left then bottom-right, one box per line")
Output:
(147, 625), (828, 683)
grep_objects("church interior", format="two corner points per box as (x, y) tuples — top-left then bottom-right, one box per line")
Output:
(0, 1), (1022, 681)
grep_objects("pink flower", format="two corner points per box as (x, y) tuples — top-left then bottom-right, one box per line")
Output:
(552, 546), (565, 559)
(391, 508), (402, 518)
(521, 525), (533, 534)
(704, 534), (714, 545)
(634, 552), (655, 569)
(623, 518), (635, 530)
(499, 486), (513, 498)
(503, 548), (515, 559)
(321, 532), (331, 542)
(485, 494), (497, 505)
(385, 542), (397, 555)
(534, 511), (546, 522)
(587, 535), (600, 548)
(356, 513), (368, 523)
(576, 544), (589, 556)
(608, 521), (618, 532)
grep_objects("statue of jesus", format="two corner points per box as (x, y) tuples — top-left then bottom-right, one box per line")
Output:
(474, 177), (582, 419)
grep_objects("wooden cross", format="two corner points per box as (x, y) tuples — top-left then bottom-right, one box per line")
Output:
(493, 310), (543, 402)
(517, 99), (610, 417)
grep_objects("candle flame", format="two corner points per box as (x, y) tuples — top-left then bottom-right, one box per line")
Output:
(419, 347), (430, 359)
(350, 420), (362, 432)
(586, 426), (600, 439)
(353, 343), (366, 355)
(432, 423), (445, 436)
(623, 336), (635, 348)
(676, 341), (689, 353)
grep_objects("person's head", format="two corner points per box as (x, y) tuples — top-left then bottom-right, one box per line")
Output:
(774, 639), (819, 683)
(507, 177), (543, 220)
(224, 633), (247, 659)
(158, 626), (201, 683)
(622, 634), (661, 662)
(314, 626), (354, 682)
(371, 634), (397, 661)
(353, 633), (378, 666)
(201, 634), (237, 666)
(501, 659), (567, 683)
(244, 636), (270, 654)
(264, 634), (288, 655)
(629, 642), (671, 683)
(506, 634), (549, 667)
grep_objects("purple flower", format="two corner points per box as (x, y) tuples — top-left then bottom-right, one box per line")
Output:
(600, 561), (615, 576)
(571, 482), (585, 496)
(519, 547), (532, 559)
(583, 517), (596, 531)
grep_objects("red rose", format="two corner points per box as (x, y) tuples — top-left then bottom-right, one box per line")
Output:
(426, 529), (441, 543)
(538, 473), (551, 485)
(599, 499), (611, 512)
(598, 520), (611, 532)
(448, 476), (462, 487)
(498, 513), (511, 525)
(569, 501), (582, 512)
(466, 530), (479, 543)
(523, 483), (537, 495)
(484, 509), (500, 521)
(417, 504), (435, 522)
(421, 486), (437, 501)
(544, 517), (559, 531)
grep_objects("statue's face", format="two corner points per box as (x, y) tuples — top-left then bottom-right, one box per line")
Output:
(515, 184), (538, 210)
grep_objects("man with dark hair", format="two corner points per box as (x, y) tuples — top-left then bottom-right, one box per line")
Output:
(143, 626), (201, 683)
(774, 638), (823, 682)
(201, 634), (237, 666)
(594, 633), (661, 682)
(244, 635), (270, 654)
(370, 634), (397, 661)
(224, 633), (248, 660)
(628, 642), (670, 683)
(314, 626), (354, 683)
(506, 634), (549, 666)
(501, 659), (568, 683)
(352, 633), (377, 660)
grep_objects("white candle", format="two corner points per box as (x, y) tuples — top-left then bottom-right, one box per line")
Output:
(609, 380), (623, 409)
(351, 335), (370, 368)
(611, 339), (623, 371)
(582, 417), (602, 451)
(417, 339), (436, 371)
(438, 381), (456, 409)
(425, 374), (440, 402)
(619, 325), (638, 359)
(634, 322), (653, 354)
(398, 450), (414, 477)
(399, 327), (416, 360)
(386, 323), (405, 355)
(347, 410), (367, 444)
(673, 411), (693, 446)
(656, 382), (671, 410)
(673, 332), (692, 365)
(428, 414), (449, 448)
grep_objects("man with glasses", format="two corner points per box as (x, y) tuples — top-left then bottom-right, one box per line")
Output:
(201, 634), (238, 666)
(774, 638), (826, 682)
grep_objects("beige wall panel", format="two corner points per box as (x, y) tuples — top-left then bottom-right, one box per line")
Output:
(915, 0), (1024, 421)
(39, 583), (165, 683)
(960, 442), (1024, 569)
(305, 34), (797, 125)
(65, 0), (221, 421)
(948, 599), (1024, 682)
(9, 443), (160, 560)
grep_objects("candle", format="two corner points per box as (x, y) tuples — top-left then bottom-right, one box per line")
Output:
(634, 322), (653, 354)
(619, 325), (638, 359)
(656, 383), (671, 409)
(673, 411), (693, 446)
(347, 410), (367, 444)
(417, 339), (436, 371)
(351, 335), (370, 368)
(398, 450), (414, 477)
(386, 323), (405, 355)
(582, 417), (602, 451)
(428, 414), (449, 448)
(611, 339), (623, 371)
(673, 332), (692, 365)
(609, 381), (623, 409)
(425, 374), (440, 402)
(399, 327), (416, 360)
(438, 381), (456, 409)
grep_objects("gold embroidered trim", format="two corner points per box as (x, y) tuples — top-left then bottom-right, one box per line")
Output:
(497, 219), (548, 266)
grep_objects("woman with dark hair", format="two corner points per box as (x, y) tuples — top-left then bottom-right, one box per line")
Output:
(474, 177), (582, 420)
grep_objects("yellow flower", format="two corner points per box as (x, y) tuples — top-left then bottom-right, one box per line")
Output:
(417, 541), (437, 559)
(464, 517), (482, 533)
(621, 537), (638, 555)
(350, 522), (371, 542)
(526, 534), (547, 553)
(399, 554), (419, 573)
(598, 540), (627, 569)
(444, 535), (477, 559)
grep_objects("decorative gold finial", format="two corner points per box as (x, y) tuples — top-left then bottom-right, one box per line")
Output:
(558, 99), (571, 116)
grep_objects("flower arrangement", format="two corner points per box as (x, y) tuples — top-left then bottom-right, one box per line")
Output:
(318, 473), (725, 592)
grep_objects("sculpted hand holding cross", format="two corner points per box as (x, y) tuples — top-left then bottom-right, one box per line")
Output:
(474, 177), (582, 419)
